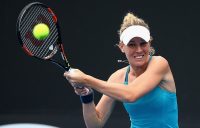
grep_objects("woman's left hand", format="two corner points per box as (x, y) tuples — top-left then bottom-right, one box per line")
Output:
(64, 68), (87, 84)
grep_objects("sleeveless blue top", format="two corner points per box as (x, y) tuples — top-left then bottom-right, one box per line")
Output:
(123, 57), (179, 128)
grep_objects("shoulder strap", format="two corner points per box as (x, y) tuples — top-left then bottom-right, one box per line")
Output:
(124, 56), (152, 85)
(148, 55), (152, 63)
(124, 65), (130, 85)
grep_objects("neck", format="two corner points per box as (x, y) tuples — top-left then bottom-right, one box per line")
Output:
(130, 64), (147, 77)
(130, 55), (150, 77)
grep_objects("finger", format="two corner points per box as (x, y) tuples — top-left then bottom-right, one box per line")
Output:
(63, 71), (69, 76)
(63, 72), (71, 81)
(74, 85), (84, 89)
(74, 90), (81, 95)
(74, 89), (86, 95)
(74, 87), (85, 91)
(74, 87), (88, 93)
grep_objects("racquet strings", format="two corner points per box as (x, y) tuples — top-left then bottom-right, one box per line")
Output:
(19, 4), (59, 59)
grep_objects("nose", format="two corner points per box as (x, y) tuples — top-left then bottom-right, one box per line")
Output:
(135, 45), (143, 52)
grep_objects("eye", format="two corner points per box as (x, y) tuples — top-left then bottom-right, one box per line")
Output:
(140, 42), (148, 47)
(128, 43), (136, 47)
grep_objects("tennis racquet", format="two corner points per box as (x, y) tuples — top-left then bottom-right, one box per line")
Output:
(16, 2), (85, 89)
(16, 2), (71, 71)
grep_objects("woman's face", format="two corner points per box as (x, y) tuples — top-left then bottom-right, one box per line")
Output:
(122, 37), (150, 67)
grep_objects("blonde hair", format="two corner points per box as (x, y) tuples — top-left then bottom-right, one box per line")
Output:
(119, 12), (155, 55)
(119, 12), (149, 36)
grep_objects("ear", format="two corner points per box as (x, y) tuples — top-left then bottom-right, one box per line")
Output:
(118, 42), (125, 53)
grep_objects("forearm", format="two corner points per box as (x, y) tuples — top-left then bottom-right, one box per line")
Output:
(82, 102), (103, 128)
(84, 75), (134, 102)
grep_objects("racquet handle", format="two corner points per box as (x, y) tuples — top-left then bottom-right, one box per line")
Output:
(68, 68), (93, 96)
(68, 68), (84, 89)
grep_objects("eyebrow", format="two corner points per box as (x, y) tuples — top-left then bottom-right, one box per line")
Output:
(129, 40), (147, 44)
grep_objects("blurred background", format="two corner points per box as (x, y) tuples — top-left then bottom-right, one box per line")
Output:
(1, 0), (200, 127)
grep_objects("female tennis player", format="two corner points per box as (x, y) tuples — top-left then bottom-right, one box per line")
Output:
(64, 12), (179, 128)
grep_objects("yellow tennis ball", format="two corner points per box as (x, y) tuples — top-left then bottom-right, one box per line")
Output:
(33, 23), (50, 40)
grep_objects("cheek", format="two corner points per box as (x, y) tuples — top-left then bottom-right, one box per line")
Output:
(144, 45), (150, 53)
(146, 47), (150, 52)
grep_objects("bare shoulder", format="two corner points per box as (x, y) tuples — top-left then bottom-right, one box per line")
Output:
(151, 56), (169, 66)
(107, 66), (128, 83)
(148, 56), (170, 73)
(151, 56), (176, 92)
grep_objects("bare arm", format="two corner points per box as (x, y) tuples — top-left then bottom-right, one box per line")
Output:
(80, 74), (118, 128)
(68, 56), (169, 102)
(82, 95), (115, 128)
(92, 57), (168, 102)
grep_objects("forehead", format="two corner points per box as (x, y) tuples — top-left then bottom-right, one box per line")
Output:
(129, 37), (146, 44)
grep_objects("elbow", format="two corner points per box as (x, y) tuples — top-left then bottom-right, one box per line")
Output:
(86, 124), (103, 128)
(85, 113), (104, 128)
(123, 93), (137, 103)
(85, 120), (103, 128)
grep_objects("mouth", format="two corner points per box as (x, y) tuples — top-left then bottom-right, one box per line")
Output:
(134, 55), (144, 60)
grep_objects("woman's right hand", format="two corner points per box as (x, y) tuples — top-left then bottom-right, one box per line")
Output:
(74, 86), (92, 96)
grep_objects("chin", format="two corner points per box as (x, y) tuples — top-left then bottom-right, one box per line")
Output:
(132, 60), (147, 67)
(134, 63), (145, 68)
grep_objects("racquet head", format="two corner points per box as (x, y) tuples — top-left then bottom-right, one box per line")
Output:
(16, 2), (70, 71)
